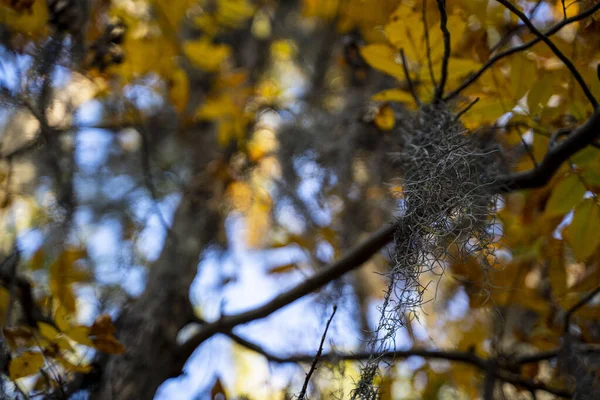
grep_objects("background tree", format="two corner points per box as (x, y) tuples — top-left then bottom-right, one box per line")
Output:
(0, 0), (599, 399)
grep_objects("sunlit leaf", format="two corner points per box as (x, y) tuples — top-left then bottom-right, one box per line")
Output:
(372, 89), (416, 107)
(38, 322), (59, 341)
(374, 104), (395, 131)
(9, 351), (44, 380)
(360, 44), (405, 80)
(169, 67), (189, 114)
(66, 325), (93, 347)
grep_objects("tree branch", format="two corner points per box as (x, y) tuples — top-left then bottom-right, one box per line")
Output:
(222, 334), (574, 399)
(495, 110), (600, 191)
(298, 305), (337, 400)
(434, 0), (450, 102)
(177, 221), (398, 361)
(444, 2), (600, 102)
(495, 0), (598, 109)
(400, 49), (420, 106)
(563, 285), (600, 335)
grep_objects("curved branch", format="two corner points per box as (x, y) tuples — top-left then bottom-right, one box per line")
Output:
(495, 110), (600, 191)
(177, 221), (398, 360)
(444, 2), (600, 102)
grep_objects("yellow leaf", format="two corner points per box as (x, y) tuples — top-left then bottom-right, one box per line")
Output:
(384, 4), (423, 62)
(374, 104), (395, 131)
(565, 199), (600, 262)
(92, 335), (125, 354)
(153, 0), (195, 32)
(29, 248), (45, 271)
(55, 355), (92, 373)
(545, 174), (586, 217)
(169, 67), (189, 114)
(9, 351), (44, 380)
(49, 279), (76, 313)
(38, 322), (59, 341)
(227, 181), (253, 212)
(459, 95), (508, 129)
(216, 0), (255, 28)
(251, 9), (271, 39)
(184, 39), (231, 72)
(66, 325), (93, 347)
(195, 96), (236, 121)
(372, 89), (416, 107)
(359, 44), (405, 80)
(49, 248), (88, 313)
(0, 0), (48, 38)
(55, 335), (74, 352)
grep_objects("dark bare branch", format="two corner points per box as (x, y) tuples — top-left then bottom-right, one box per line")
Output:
(564, 285), (600, 335)
(495, 0), (597, 108)
(177, 221), (398, 361)
(434, 0), (450, 102)
(298, 305), (337, 400)
(400, 49), (420, 106)
(444, 2), (600, 102)
(495, 110), (600, 191)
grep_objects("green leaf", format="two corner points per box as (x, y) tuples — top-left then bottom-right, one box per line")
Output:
(511, 54), (537, 100)
(527, 76), (554, 115)
(545, 174), (586, 217)
(565, 199), (600, 262)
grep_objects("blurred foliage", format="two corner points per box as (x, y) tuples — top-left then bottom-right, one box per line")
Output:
(0, 0), (599, 398)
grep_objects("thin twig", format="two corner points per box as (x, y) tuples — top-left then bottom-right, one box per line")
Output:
(400, 49), (421, 106)
(297, 305), (337, 400)
(222, 333), (577, 399)
(434, 0), (450, 102)
(563, 285), (600, 335)
(444, 2), (600, 101)
(561, 0), (567, 19)
(454, 97), (479, 122)
(495, 0), (598, 108)
(489, 0), (543, 53)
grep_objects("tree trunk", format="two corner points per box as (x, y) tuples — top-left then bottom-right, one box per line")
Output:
(91, 158), (222, 399)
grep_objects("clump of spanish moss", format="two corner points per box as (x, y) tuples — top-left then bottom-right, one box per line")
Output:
(353, 104), (505, 399)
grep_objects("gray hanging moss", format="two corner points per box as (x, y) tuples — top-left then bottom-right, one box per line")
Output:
(352, 104), (507, 399)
